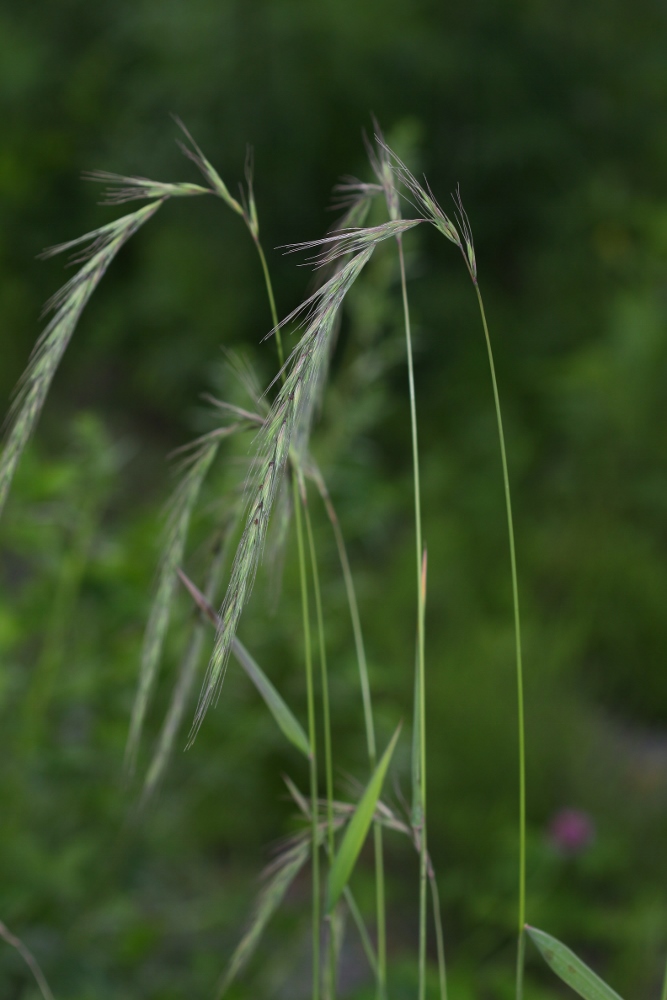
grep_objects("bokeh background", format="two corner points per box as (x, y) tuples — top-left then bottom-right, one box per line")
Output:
(2, 1), (667, 997)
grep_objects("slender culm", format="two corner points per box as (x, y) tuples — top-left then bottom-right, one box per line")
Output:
(372, 131), (431, 1000)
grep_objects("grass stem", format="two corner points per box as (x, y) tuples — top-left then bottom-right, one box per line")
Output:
(252, 224), (323, 998)
(304, 495), (337, 999)
(253, 236), (285, 369)
(397, 234), (428, 1000)
(429, 873), (448, 1000)
(472, 283), (526, 1000)
(304, 498), (335, 861)
(294, 480), (321, 1000)
(312, 469), (386, 998)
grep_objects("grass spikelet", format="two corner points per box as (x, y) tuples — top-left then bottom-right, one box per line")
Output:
(329, 177), (381, 230)
(0, 200), (163, 520)
(287, 218), (421, 268)
(126, 437), (220, 773)
(366, 123), (400, 223)
(319, 178), (380, 288)
(190, 248), (375, 739)
(265, 475), (293, 604)
(83, 170), (210, 205)
(216, 839), (311, 998)
(451, 184), (477, 283)
(376, 137), (461, 247)
(173, 116), (244, 217)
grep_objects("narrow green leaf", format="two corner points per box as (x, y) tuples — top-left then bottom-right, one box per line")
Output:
(327, 724), (401, 912)
(232, 637), (310, 758)
(526, 926), (625, 1000)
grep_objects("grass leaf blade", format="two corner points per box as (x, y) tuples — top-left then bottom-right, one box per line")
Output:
(232, 637), (310, 758)
(327, 724), (401, 912)
(526, 926), (625, 1000)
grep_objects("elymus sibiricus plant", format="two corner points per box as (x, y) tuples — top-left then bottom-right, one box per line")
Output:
(2, 120), (657, 1000)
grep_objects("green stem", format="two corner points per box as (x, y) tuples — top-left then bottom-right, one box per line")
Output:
(472, 283), (526, 1000)
(252, 226), (321, 997)
(660, 953), (667, 1000)
(429, 872), (448, 1000)
(304, 495), (337, 1000)
(254, 236), (285, 369)
(304, 499), (335, 862)
(397, 234), (428, 1000)
(294, 480), (320, 1000)
(312, 469), (386, 998)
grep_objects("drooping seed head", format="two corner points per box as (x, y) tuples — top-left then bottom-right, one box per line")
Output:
(83, 171), (210, 205)
(451, 185), (477, 282)
(374, 136), (462, 248)
(366, 121), (401, 222)
(173, 115), (244, 216)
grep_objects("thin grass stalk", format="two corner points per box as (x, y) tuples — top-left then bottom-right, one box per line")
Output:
(661, 954), (667, 1000)
(304, 495), (337, 999)
(309, 468), (376, 763)
(310, 468), (386, 998)
(472, 283), (526, 1000)
(0, 920), (55, 1000)
(372, 132), (431, 997)
(254, 237), (285, 370)
(235, 180), (374, 1000)
(395, 230), (429, 1000)
(385, 141), (524, 999)
(304, 499), (335, 859)
(250, 211), (325, 1000)
(429, 873), (448, 1000)
(293, 478), (321, 1000)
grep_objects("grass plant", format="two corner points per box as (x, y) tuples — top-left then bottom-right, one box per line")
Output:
(2, 121), (660, 1000)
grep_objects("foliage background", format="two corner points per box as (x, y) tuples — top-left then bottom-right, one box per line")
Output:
(2, 0), (667, 997)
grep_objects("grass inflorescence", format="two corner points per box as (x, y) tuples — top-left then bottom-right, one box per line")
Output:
(3, 119), (644, 1000)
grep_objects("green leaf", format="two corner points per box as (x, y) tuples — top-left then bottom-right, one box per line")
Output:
(526, 926), (625, 1000)
(327, 724), (401, 912)
(232, 638), (310, 758)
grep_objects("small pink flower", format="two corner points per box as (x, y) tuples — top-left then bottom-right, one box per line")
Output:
(548, 808), (595, 855)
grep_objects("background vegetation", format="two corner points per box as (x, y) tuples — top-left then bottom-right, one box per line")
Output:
(2, 0), (667, 997)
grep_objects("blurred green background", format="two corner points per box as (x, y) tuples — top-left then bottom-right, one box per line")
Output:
(2, 0), (667, 997)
